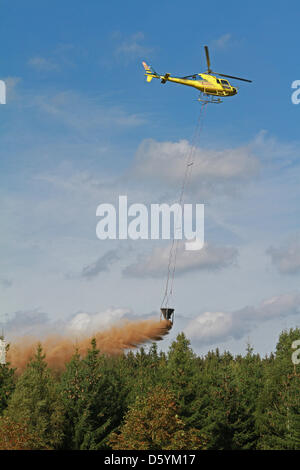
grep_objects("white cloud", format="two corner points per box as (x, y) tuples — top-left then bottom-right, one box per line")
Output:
(185, 311), (235, 344)
(123, 242), (238, 278)
(81, 249), (121, 280)
(115, 32), (153, 61)
(27, 44), (77, 72)
(0, 278), (13, 288)
(67, 308), (131, 335)
(0, 309), (50, 338)
(3, 77), (21, 101)
(185, 291), (300, 345)
(1, 307), (131, 339)
(28, 56), (59, 71)
(34, 90), (146, 133)
(132, 138), (260, 195)
(267, 237), (300, 275)
(251, 130), (300, 168)
(210, 33), (232, 50)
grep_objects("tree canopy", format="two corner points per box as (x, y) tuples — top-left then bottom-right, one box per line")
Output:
(0, 328), (299, 450)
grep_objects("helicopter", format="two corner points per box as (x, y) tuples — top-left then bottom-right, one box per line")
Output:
(142, 46), (252, 103)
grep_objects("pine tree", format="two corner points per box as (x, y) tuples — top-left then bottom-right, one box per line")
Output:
(200, 350), (239, 449)
(109, 385), (205, 450)
(125, 343), (166, 406)
(0, 416), (50, 450)
(0, 345), (15, 416)
(5, 343), (65, 449)
(164, 333), (201, 427)
(58, 349), (84, 449)
(60, 338), (124, 449)
(231, 345), (263, 449)
(256, 328), (300, 449)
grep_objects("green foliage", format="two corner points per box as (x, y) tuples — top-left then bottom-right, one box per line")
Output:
(0, 416), (50, 450)
(196, 345), (264, 450)
(230, 347), (263, 449)
(59, 338), (124, 449)
(256, 328), (300, 450)
(0, 328), (299, 450)
(109, 385), (205, 450)
(164, 333), (201, 426)
(0, 347), (15, 416)
(4, 344), (65, 449)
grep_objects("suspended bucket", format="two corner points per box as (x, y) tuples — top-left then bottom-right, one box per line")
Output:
(160, 308), (174, 322)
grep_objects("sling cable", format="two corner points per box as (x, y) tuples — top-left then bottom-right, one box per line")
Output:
(160, 103), (207, 325)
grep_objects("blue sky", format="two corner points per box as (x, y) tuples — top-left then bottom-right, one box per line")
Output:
(1, 0), (300, 356)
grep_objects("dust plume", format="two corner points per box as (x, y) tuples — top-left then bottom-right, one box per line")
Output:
(6, 318), (172, 372)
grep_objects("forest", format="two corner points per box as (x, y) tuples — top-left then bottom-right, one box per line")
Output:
(0, 327), (299, 450)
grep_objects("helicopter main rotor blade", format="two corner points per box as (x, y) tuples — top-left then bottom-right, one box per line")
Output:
(204, 46), (212, 74)
(180, 74), (197, 79)
(215, 72), (252, 83)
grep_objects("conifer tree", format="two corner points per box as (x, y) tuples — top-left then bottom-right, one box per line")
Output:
(0, 345), (15, 416)
(200, 350), (239, 449)
(5, 344), (65, 449)
(0, 416), (50, 450)
(231, 345), (263, 449)
(164, 333), (201, 427)
(125, 343), (165, 405)
(256, 328), (300, 449)
(109, 385), (205, 450)
(60, 338), (124, 449)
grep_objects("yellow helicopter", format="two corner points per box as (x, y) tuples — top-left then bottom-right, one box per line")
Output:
(142, 46), (252, 103)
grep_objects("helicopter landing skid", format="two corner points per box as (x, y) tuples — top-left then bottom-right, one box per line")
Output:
(197, 94), (222, 104)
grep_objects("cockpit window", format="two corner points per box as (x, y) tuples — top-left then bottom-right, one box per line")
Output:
(221, 79), (229, 85)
